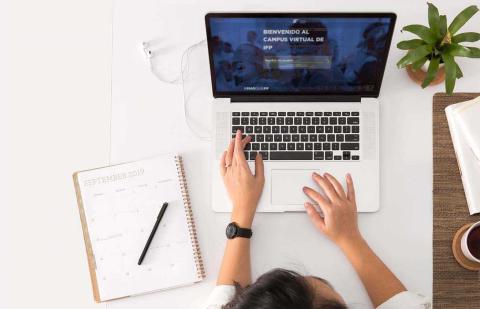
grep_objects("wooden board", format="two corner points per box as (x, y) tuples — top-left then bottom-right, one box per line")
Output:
(433, 93), (480, 308)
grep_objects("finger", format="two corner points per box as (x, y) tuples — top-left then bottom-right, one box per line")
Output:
(324, 173), (346, 199)
(219, 151), (227, 176)
(346, 173), (356, 205)
(225, 138), (235, 167)
(233, 130), (246, 164)
(312, 173), (339, 202)
(302, 186), (330, 213)
(242, 135), (252, 148)
(254, 152), (265, 180)
(304, 202), (326, 232)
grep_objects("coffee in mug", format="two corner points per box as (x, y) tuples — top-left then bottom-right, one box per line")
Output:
(461, 221), (480, 263)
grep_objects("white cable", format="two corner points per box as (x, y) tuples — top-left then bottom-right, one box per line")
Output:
(180, 40), (212, 141)
(142, 38), (212, 141)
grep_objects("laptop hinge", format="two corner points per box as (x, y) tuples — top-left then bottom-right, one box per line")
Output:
(229, 95), (362, 103)
(360, 97), (379, 104)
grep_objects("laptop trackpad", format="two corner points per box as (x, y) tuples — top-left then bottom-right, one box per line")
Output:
(271, 169), (326, 206)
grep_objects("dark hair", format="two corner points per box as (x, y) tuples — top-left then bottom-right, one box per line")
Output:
(223, 269), (347, 309)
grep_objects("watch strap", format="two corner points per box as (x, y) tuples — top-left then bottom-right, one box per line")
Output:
(236, 226), (252, 238)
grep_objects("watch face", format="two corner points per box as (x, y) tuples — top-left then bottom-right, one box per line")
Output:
(226, 223), (237, 239)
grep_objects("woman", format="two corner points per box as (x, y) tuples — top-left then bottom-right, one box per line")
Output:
(203, 130), (430, 308)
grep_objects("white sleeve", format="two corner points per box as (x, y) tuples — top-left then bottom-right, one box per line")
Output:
(201, 285), (236, 309)
(377, 291), (431, 309)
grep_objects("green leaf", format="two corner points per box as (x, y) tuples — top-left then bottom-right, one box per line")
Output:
(442, 54), (457, 94)
(452, 32), (480, 43)
(421, 57), (440, 88)
(428, 2), (441, 37)
(455, 62), (463, 79)
(448, 5), (479, 35)
(439, 15), (448, 37)
(396, 45), (433, 68)
(412, 57), (428, 70)
(397, 39), (425, 50)
(445, 44), (480, 58)
(402, 24), (438, 44)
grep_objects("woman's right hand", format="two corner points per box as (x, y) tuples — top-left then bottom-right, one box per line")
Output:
(302, 172), (362, 249)
(304, 173), (408, 308)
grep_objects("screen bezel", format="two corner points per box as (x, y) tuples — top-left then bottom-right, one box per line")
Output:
(205, 12), (396, 100)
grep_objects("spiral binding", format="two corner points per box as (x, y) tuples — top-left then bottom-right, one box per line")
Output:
(174, 156), (206, 280)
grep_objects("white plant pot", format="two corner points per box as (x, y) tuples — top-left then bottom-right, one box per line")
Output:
(421, 59), (445, 72)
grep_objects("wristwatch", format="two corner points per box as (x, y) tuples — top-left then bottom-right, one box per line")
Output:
(226, 222), (252, 239)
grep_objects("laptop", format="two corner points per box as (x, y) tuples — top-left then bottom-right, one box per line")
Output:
(205, 13), (396, 212)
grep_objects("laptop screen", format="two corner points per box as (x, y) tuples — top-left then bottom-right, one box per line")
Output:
(205, 13), (396, 98)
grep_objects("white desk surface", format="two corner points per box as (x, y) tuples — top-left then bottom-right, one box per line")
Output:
(108, 0), (480, 308)
(1, 0), (479, 309)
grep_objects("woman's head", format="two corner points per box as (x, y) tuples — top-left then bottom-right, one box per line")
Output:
(224, 269), (346, 309)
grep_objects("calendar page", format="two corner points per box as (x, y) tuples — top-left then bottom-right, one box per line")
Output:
(76, 155), (200, 301)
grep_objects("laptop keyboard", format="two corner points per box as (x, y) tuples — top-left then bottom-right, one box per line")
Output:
(231, 111), (360, 161)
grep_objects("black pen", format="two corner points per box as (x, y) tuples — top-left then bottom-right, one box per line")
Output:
(138, 202), (169, 265)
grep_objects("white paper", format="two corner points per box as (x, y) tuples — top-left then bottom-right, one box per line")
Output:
(77, 154), (200, 301)
(445, 103), (480, 215)
(452, 95), (480, 162)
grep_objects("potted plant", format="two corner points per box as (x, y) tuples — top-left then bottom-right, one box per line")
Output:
(396, 3), (480, 94)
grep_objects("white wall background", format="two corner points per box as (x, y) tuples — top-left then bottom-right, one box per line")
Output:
(0, 1), (110, 308)
(1, 0), (479, 308)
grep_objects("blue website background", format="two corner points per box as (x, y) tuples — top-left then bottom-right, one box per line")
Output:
(208, 17), (392, 93)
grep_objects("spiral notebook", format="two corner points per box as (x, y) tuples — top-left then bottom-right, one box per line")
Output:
(73, 154), (205, 302)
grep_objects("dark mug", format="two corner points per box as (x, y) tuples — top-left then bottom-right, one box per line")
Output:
(461, 221), (480, 263)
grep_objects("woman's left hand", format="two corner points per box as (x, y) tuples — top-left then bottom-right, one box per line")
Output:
(220, 130), (265, 228)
